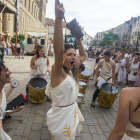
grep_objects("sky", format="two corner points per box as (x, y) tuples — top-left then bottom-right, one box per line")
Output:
(46, 0), (140, 37)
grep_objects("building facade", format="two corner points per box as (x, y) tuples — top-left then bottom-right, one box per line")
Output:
(0, 0), (47, 42)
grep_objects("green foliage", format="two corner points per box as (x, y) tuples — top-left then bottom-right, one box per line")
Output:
(99, 40), (105, 46)
(110, 46), (130, 51)
(11, 34), (25, 43)
(102, 31), (119, 47)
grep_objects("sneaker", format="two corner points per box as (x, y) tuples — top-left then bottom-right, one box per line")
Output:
(19, 57), (20, 59)
(91, 103), (95, 108)
(22, 57), (24, 59)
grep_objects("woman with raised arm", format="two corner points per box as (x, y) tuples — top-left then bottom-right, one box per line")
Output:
(108, 65), (140, 140)
(46, 0), (86, 140)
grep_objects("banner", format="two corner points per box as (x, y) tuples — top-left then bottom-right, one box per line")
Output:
(16, 0), (21, 32)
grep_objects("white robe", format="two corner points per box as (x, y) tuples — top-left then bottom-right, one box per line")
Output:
(46, 75), (84, 140)
(0, 90), (12, 140)
(118, 59), (126, 82)
(29, 57), (47, 81)
(128, 62), (139, 82)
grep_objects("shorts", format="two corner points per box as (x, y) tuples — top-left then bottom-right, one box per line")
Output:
(94, 63), (98, 70)
(20, 48), (25, 52)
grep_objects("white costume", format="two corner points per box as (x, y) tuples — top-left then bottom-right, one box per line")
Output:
(128, 62), (139, 82)
(125, 53), (131, 59)
(29, 57), (48, 81)
(118, 58), (126, 82)
(46, 74), (84, 140)
(97, 60), (112, 88)
(0, 90), (12, 140)
(122, 120), (140, 140)
(115, 63), (119, 74)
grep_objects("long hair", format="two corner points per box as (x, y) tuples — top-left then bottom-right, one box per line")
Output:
(35, 45), (46, 58)
(63, 44), (79, 84)
(0, 61), (5, 75)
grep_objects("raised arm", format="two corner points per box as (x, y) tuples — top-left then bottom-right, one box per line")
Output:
(53, 0), (65, 71)
(75, 38), (87, 68)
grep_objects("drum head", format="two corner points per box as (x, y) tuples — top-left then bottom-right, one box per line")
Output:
(81, 67), (91, 76)
(101, 83), (118, 94)
(79, 81), (86, 86)
(29, 78), (47, 89)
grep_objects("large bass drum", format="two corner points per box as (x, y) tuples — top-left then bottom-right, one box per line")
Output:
(76, 93), (85, 106)
(78, 67), (92, 83)
(98, 83), (118, 107)
(26, 78), (47, 103)
(79, 81), (87, 94)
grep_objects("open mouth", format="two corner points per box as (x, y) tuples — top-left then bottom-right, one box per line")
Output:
(70, 61), (75, 66)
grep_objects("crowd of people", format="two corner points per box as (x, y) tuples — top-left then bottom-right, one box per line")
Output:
(1, 0), (140, 139)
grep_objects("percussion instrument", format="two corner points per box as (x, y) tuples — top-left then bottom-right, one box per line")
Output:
(98, 83), (118, 107)
(78, 67), (92, 83)
(26, 78), (47, 103)
(11, 79), (19, 88)
(76, 93), (85, 106)
(6, 93), (28, 110)
(79, 81), (86, 94)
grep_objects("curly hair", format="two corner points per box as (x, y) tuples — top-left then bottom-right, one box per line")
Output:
(35, 45), (46, 58)
(63, 44), (79, 84)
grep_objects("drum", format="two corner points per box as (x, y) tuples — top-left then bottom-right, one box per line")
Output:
(78, 67), (92, 83)
(79, 81), (87, 94)
(98, 83), (118, 107)
(26, 78), (47, 103)
(76, 93), (85, 106)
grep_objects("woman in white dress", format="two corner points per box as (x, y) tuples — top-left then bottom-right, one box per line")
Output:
(108, 65), (140, 140)
(29, 45), (50, 81)
(46, 1), (86, 139)
(128, 56), (139, 87)
(0, 61), (23, 140)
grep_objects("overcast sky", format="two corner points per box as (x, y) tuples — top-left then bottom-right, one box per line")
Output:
(46, 0), (140, 37)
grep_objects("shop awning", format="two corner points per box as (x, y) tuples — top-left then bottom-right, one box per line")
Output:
(0, 1), (17, 14)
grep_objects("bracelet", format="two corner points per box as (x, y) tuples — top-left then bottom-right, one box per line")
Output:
(54, 59), (65, 64)
(53, 64), (63, 70)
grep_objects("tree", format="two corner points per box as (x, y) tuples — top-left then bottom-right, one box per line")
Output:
(11, 34), (25, 43)
(99, 40), (105, 47)
(102, 31), (119, 47)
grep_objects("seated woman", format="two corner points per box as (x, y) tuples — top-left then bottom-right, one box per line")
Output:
(108, 65), (140, 140)
(32, 42), (39, 53)
(29, 45), (50, 81)
(0, 61), (23, 140)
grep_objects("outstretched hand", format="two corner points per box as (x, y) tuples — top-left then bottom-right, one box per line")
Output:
(55, 0), (65, 21)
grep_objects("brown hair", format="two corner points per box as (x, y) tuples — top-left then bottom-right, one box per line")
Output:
(35, 45), (46, 58)
(0, 34), (5, 41)
(63, 44), (79, 84)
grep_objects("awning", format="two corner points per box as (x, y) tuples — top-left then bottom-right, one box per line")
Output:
(0, 1), (17, 14)
(26, 32), (47, 37)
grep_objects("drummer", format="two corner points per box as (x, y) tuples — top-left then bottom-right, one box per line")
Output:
(29, 45), (50, 81)
(91, 51), (115, 107)
(77, 63), (85, 74)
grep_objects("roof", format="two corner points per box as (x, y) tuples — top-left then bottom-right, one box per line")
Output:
(0, 1), (17, 14)
(45, 18), (67, 28)
(25, 20), (48, 34)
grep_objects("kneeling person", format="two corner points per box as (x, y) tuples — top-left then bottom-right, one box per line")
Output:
(91, 51), (115, 107)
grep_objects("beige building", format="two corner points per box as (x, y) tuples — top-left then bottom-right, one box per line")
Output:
(0, 0), (47, 42)
(45, 18), (71, 43)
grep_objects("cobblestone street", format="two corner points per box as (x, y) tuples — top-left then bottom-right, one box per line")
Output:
(3, 55), (126, 140)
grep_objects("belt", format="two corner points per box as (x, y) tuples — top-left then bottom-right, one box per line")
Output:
(125, 129), (140, 139)
(53, 102), (75, 108)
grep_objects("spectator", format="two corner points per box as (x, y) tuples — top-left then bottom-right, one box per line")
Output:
(0, 34), (6, 61)
(31, 36), (35, 44)
(37, 37), (41, 44)
(19, 37), (26, 59)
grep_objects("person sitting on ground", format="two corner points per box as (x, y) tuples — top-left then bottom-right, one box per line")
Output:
(29, 45), (50, 81)
(108, 65), (140, 140)
(0, 61), (23, 140)
(32, 42), (39, 53)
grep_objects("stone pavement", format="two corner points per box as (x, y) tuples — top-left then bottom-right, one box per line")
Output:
(3, 55), (126, 140)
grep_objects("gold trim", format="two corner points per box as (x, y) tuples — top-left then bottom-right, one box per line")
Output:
(125, 129), (140, 139)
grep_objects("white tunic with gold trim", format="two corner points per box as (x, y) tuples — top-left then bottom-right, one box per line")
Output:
(46, 75), (84, 140)
(0, 90), (12, 140)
